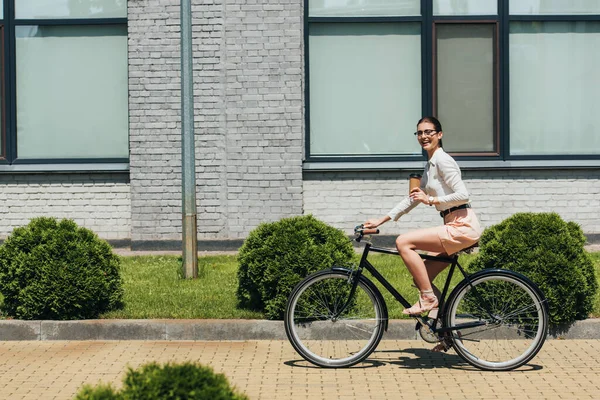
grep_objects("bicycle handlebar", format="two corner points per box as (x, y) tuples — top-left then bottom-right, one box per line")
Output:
(361, 228), (380, 235)
(354, 225), (379, 242)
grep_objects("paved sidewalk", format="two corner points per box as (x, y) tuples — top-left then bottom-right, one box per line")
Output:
(1, 340), (599, 400)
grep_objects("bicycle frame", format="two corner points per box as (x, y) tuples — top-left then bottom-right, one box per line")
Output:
(348, 240), (487, 334)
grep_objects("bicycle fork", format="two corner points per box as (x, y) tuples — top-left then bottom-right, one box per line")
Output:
(331, 266), (362, 320)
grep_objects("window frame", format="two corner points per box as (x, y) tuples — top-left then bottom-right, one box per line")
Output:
(303, 0), (600, 167)
(304, 13), (427, 163)
(0, 1), (128, 168)
(0, 24), (5, 161)
(505, 12), (600, 161)
(432, 20), (500, 157)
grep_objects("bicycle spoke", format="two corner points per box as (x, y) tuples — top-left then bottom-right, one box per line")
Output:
(447, 273), (547, 371)
(286, 272), (384, 367)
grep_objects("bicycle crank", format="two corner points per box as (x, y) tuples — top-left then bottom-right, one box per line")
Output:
(416, 321), (440, 344)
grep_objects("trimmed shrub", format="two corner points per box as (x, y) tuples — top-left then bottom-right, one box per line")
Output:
(0, 217), (124, 320)
(468, 212), (598, 327)
(237, 215), (355, 320)
(74, 384), (121, 400)
(74, 362), (248, 400)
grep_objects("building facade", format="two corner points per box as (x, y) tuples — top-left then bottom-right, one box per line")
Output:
(1, 0), (599, 248)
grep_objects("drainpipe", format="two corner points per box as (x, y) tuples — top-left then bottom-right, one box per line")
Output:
(181, 0), (198, 278)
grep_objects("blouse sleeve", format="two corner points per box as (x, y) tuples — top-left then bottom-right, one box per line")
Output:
(387, 196), (420, 221)
(436, 155), (469, 205)
(386, 175), (426, 221)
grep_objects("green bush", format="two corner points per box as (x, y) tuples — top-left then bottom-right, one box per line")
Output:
(0, 217), (124, 320)
(74, 362), (248, 400)
(74, 384), (121, 400)
(237, 215), (355, 320)
(468, 212), (598, 327)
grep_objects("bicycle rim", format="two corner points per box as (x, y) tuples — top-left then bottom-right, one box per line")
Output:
(285, 271), (385, 368)
(446, 272), (547, 371)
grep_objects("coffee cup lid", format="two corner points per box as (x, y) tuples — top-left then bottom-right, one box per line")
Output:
(409, 173), (422, 179)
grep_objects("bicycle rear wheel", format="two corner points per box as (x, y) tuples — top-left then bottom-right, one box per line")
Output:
(445, 270), (548, 371)
(284, 269), (386, 368)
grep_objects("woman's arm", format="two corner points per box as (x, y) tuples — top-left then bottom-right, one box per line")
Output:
(436, 154), (469, 205)
(386, 194), (421, 222)
(364, 215), (391, 229)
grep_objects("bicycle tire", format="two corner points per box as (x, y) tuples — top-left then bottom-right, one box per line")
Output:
(284, 269), (386, 368)
(445, 269), (548, 371)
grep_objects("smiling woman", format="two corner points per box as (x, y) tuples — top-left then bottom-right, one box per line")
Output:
(364, 116), (482, 318)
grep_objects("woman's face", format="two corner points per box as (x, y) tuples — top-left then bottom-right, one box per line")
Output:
(416, 121), (442, 152)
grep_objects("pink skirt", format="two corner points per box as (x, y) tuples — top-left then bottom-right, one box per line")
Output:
(436, 208), (482, 255)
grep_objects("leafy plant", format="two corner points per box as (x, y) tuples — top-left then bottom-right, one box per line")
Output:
(0, 217), (124, 320)
(74, 362), (247, 400)
(468, 212), (598, 327)
(237, 215), (355, 320)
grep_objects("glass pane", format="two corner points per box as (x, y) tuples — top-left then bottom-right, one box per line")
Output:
(0, 27), (2, 155)
(436, 24), (495, 152)
(309, 0), (420, 17)
(309, 23), (422, 156)
(0, 1), (3, 19)
(510, 0), (600, 15)
(16, 0), (126, 19)
(510, 21), (600, 155)
(434, 0), (497, 15)
(16, 25), (129, 159)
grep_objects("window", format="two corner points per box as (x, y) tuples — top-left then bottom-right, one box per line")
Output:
(434, 0), (497, 16)
(16, 25), (128, 159)
(16, 0), (126, 18)
(1, 0), (128, 166)
(0, 2), (4, 159)
(434, 23), (497, 154)
(509, 21), (600, 155)
(309, 0), (421, 17)
(309, 23), (422, 156)
(509, 0), (600, 15)
(305, 0), (600, 164)
(306, 0), (422, 159)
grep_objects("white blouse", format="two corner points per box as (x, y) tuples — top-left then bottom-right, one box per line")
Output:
(387, 148), (470, 221)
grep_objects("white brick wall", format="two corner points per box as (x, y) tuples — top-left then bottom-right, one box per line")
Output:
(4, 2), (597, 247)
(304, 169), (600, 237)
(0, 174), (131, 240)
(128, 0), (304, 241)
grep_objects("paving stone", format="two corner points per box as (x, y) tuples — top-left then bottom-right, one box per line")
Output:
(1, 340), (599, 399)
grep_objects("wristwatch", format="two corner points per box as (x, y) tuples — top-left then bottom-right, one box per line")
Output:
(428, 196), (434, 206)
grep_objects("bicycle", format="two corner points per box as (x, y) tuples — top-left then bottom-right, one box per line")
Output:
(284, 225), (548, 371)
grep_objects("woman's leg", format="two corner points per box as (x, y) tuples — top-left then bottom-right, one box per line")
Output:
(426, 254), (450, 292)
(414, 256), (449, 300)
(395, 226), (447, 292)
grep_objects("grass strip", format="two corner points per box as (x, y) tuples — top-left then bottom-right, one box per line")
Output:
(1, 252), (598, 320)
(100, 253), (475, 320)
(100, 255), (263, 319)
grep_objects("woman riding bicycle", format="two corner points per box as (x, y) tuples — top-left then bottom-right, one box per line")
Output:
(364, 116), (483, 316)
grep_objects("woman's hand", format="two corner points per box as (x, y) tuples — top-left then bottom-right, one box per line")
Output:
(410, 187), (430, 205)
(364, 216), (390, 229)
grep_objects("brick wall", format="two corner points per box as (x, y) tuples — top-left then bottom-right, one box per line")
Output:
(128, 0), (304, 242)
(303, 169), (600, 237)
(0, 173), (130, 240)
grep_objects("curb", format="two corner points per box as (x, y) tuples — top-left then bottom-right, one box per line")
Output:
(1, 319), (599, 341)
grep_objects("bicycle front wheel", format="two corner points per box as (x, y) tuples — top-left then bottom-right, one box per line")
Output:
(284, 270), (386, 368)
(445, 270), (548, 371)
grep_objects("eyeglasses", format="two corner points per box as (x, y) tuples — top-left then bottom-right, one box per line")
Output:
(413, 130), (438, 137)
